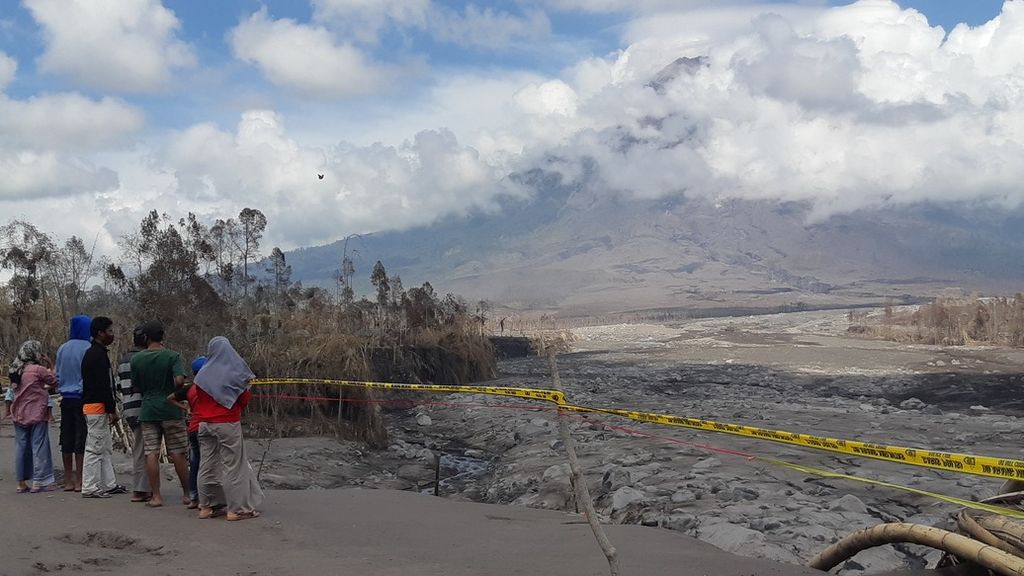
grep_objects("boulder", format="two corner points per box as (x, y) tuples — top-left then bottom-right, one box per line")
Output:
(829, 494), (869, 515)
(671, 489), (697, 504)
(610, 486), (647, 512)
(602, 468), (633, 492)
(899, 398), (926, 410)
(692, 457), (722, 471)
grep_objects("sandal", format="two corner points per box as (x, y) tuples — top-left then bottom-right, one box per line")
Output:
(16, 487), (29, 494)
(226, 511), (260, 522)
(198, 507), (226, 519)
(30, 485), (58, 493)
(130, 493), (151, 503)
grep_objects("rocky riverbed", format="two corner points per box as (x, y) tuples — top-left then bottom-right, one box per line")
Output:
(255, 308), (1024, 574)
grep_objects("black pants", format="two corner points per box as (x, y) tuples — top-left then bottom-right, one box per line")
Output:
(59, 398), (87, 454)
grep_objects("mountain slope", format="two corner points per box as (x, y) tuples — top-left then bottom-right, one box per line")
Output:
(285, 172), (1024, 314)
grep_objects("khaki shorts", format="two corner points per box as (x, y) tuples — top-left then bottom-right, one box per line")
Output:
(141, 420), (189, 455)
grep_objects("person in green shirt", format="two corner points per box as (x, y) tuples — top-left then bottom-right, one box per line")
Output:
(130, 321), (192, 508)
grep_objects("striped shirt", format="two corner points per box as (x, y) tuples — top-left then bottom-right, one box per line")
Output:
(117, 349), (143, 423)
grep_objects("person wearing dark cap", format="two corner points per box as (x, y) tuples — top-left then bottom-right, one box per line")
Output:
(117, 324), (151, 502)
(130, 321), (191, 508)
(80, 316), (124, 498)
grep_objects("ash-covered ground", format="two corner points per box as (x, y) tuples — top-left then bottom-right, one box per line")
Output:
(256, 308), (1024, 574)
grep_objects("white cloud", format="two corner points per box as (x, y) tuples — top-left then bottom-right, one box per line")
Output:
(160, 111), (520, 248)
(229, 8), (395, 97)
(537, 0), (1024, 216)
(10, 0), (1024, 254)
(24, 0), (195, 93)
(515, 80), (578, 117)
(0, 73), (143, 200)
(0, 93), (144, 151)
(312, 0), (430, 44)
(313, 0), (550, 50)
(428, 5), (551, 50)
(0, 52), (15, 91)
(538, 0), (715, 13)
(0, 151), (118, 200)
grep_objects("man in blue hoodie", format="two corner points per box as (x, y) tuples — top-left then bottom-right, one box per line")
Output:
(55, 314), (91, 492)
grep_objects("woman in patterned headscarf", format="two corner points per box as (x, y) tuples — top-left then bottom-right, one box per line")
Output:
(6, 340), (57, 492)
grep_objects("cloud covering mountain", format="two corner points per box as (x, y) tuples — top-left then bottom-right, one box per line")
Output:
(1, 0), (1023, 272)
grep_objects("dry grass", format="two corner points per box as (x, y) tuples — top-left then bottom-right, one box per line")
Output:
(849, 295), (1024, 347)
(0, 288), (497, 449)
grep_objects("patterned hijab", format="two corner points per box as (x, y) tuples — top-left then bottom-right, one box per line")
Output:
(193, 337), (254, 409)
(8, 340), (43, 390)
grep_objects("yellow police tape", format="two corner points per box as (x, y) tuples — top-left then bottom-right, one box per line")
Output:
(252, 377), (1024, 516)
(253, 377), (567, 405)
(760, 458), (1024, 520)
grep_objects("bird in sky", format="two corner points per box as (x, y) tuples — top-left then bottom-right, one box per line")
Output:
(317, 174), (324, 180)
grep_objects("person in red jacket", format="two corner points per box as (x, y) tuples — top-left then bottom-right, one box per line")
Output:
(172, 337), (263, 521)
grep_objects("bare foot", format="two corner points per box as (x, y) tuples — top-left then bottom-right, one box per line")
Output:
(146, 497), (164, 508)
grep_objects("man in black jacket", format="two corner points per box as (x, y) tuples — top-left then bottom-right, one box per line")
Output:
(80, 316), (125, 498)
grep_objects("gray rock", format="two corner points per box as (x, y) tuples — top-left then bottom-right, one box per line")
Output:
(602, 468), (633, 492)
(699, 522), (801, 564)
(671, 489), (697, 504)
(416, 414), (433, 426)
(542, 464), (571, 483)
(610, 486), (647, 511)
(899, 398), (926, 411)
(829, 494), (869, 515)
(664, 512), (699, 532)
(692, 457), (722, 470)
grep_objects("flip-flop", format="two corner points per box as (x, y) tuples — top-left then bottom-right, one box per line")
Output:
(226, 511), (260, 522)
(16, 487), (29, 494)
(130, 495), (151, 503)
(62, 486), (75, 492)
(145, 500), (163, 508)
(30, 485), (58, 493)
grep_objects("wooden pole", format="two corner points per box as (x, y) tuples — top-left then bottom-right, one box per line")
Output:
(549, 352), (621, 576)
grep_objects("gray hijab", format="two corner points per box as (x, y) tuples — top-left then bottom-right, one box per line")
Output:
(8, 340), (43, 390)
(194, 336), (255, 409)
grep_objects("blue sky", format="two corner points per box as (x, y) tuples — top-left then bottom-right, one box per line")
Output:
(0, 1), (1022, 253)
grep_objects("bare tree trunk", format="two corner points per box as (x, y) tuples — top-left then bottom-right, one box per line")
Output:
(548, 352), (621, 576)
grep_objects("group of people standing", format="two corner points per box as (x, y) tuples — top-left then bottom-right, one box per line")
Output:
(3, 315), (263, 521)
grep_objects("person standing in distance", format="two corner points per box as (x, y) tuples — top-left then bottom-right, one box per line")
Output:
(80, 316), (124, 498)
(55, 314), (91, 492)
(131, 321), (191, 508)
(118, 324), (151, 502)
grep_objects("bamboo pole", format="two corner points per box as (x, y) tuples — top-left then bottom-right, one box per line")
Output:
(975, 515), (1024, 554)
(956, 511), (1024, 558)
(548, 352), (621, 576)
(808, 523), (1024, 576)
